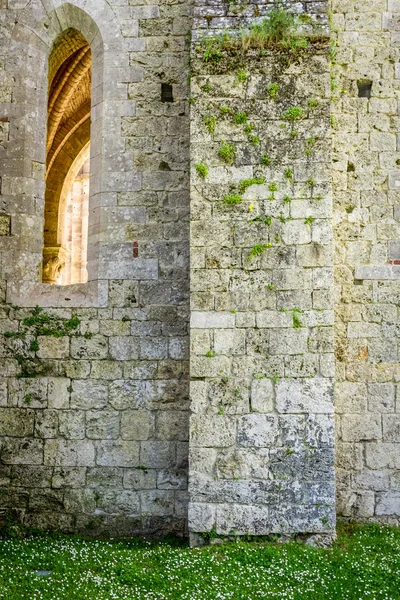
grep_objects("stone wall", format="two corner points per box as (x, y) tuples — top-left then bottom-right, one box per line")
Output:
(188, 39), (336, 540)
(332, 0), (400, 524)
(0, 0), (191, 537)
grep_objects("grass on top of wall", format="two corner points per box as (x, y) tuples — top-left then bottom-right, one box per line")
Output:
(0, 524), (398, 599)
(200, 9), (328, 64)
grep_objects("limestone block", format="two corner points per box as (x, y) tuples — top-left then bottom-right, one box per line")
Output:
(139, 337), (168, 360)
(251, 379), (273, 413)
(86, 467), (123, 489)
(191, 415), (236, 448)
(276, 379), (334, 413)
(121, 410), (155, 440)
(52, 468), (86, 489)
(90, 361), (124, 380)
(269, 329), (308, 355)
(1, 438), (43, 465)
(368, 383), (395, 412)
(37, 336), (69, 359)
(57, 411), (85, 440)
(96, 440), (140, 467)
(35, 410), (59, 439)
(189, 502), (216, 532)
(237, 415), (278, 447)
(336, 442), (364, 470)
(123, 468), (157, 490)
(85, 410), (120, 440)
(375, 492), (400, 516)
(64, 490), (96, 515)
(342, 415), (382, 442)
(48, 378), (70, 409)
(9, 378), (48, 409)
(382, 415), (400, 441)
(156, 411), (189, 441)
(140, 490), (174, 516)
(70, 380), (108, 410)
(44, 440), (95, 467)
(109, 336), (139, 360)
(366, 443), (400, 469)
(157, 469), (187, 490)
(190, 355), (231, 378)
(353, 470), (390, 491)
(190, 311), (235, 329)
(0, 408), (34, 437)
(284, 354), (319, 378)
(109, 380), (147, 410)
(335, 382), (367, 413)
(71, 335), (108, 359)
(214, 329), (245, 355)
(140, 441), (176, 468)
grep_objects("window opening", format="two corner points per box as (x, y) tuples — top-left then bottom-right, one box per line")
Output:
(42, 29), (91, 285)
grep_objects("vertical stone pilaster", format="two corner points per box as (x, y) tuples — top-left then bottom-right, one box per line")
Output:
(189, 2), (336, 540)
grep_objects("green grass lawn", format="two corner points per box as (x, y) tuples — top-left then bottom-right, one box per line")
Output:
(0, 524), (398, 599)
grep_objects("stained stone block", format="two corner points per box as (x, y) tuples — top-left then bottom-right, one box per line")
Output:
(121, 410), (154, 440)
(276, 379), (334, 414)
(37, 336), (69, 359)
(1, 438), (44, 465)
(140, 441), (176, 468)
(71, 335), (108, 360)
(96, 440), (140, 468)
(35, 410), (59, 439)
(58, 411), (85, 440)
(250, 379), (273, 413)
(140, 490), (174, 516)
(342, 414), (382, 442)
(0, 408), (34, 437)
(70, 381), (108, 410)
(44, 439), (95, 467)
(237, 415), (278, 447)
(48, 378), (70, 409)
(190, 415), (236, 448)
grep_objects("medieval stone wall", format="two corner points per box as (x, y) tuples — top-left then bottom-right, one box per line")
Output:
(332, 0), (400, 525)
(0, 0), (191, 537)
(188, 41), (336, 539)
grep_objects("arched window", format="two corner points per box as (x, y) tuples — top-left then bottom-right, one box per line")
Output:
(42, 29), (91, 285)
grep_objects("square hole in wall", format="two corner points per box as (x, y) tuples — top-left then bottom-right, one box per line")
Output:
(357, 80), (372, 99)
(161, 83), (173, 103)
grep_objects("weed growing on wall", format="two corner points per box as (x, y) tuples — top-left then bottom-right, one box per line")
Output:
(4, 306), (80, 378)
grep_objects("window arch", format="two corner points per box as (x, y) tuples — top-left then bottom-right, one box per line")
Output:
(42, 28), (91, 285)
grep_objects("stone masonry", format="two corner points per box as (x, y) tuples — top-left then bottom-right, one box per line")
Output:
(332, 0), (400, 525)
(0, 0), (398, 541)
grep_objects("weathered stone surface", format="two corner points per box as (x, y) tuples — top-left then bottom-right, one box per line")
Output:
(121, 411), (154, 440)
(276, 379), (334, 414)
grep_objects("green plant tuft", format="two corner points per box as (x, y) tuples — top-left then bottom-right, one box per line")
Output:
(284, 167), (293, 180)
(248, 135), (261, 145)
(260, 154), (272, 166)
(224, 194), (242, 205)
(304, 216), (314, 225)
(247, 243), (271, 259)
(234, 112), (248, 124)
(239, 177), (266, 193)
(283, 195), (292, 204)
(218, 143), (236, 164)
(267, 82), (279, 99)
(280, 106), (305, 121)
(237, 71), (247, 82)
(203, 38), (223, 62)
(204, 115), (217, 134)
(195, 162), (209, 178)
(220, 106), (230, 115)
